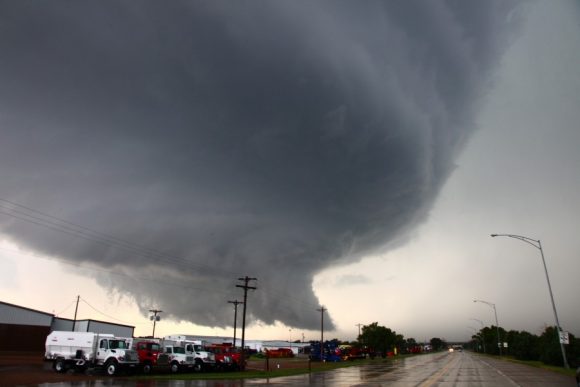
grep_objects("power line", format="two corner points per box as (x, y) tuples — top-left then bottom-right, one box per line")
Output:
(55, 299), (77, 317)
(0, 198), (238, 277)
(0, 198), (330, 319)
(2, 239), (317, 319)
(79, 297), (136, 325)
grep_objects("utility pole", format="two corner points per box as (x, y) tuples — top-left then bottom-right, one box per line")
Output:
(355, 323), (362, 340)
(72, 295), (80, 332)
(236, 276), (257, 371)
(317, 306), (326, 360)
(149, 309), (162, 338)
(228, 300), (243, 347)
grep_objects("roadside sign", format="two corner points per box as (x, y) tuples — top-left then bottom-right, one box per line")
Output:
(559, 331), (569, 345)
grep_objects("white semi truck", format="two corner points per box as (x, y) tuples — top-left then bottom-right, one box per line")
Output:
(45, 331), (139, 375)
(157, 344), (195, 373)
(163, 335), (216, 371)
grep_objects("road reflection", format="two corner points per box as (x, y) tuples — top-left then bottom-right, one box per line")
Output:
(39, 352), (575, 387)
(38, 358), (405, 387)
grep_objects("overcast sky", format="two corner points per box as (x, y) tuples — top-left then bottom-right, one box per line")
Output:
(1, 1), (579, 343)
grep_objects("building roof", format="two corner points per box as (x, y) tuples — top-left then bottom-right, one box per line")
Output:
(0, 300), (55, 318)
(1, 300), (134, 332)
(54, 316), (135, 329)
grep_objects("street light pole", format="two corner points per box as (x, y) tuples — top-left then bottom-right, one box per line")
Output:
(491, 233), (569, 369)
(474, 299), (501, 356)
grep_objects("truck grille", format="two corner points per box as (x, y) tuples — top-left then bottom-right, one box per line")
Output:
(124, 350), (139, 362)
(186, 356), (194, 362)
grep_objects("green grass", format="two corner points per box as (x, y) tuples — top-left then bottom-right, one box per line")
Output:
(500, 356), (577, 378)
(127, 359), (372, 381)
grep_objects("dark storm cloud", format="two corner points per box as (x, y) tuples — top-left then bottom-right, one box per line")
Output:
(0, 1), (523, 329)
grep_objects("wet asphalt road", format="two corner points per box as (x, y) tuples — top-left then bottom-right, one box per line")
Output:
(39, 351), (576, 386)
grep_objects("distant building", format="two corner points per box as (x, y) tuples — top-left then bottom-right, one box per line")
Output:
(0, 300), (134, 352)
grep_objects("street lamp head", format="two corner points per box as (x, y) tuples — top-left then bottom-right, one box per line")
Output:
(490, 234), (498, 237)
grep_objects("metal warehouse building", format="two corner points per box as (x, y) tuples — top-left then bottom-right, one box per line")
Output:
(0, 301), (134, 352)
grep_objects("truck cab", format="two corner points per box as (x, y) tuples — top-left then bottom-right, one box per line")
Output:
(157, 345), (194, 373)
(207, 343), (241, 371)
(163, 335), (216, 372)
(133, 340), (161, 374)
(91, 336), (139, 375)
(183, 341), (216, 371)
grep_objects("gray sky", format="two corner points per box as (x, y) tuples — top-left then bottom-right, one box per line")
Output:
(1, 1), (579, 342)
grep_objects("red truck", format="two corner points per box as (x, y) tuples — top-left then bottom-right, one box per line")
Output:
(133, 340), (161, 374)
(206, 343), (242, 371)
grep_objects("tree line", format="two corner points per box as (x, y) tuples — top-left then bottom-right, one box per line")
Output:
(353, 322), (448, 357)
(468, 325), (579, 367)
(349, 322), (579, 368)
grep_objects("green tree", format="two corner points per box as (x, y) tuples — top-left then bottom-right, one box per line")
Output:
(359, 322), (398, 357)
(568, 334), (580, 368)
(509, 330), (539, 361)
(479, 325), (506, 355)
(537, 326), (579, 367)
(430, 337), (446, 351)
(538, 326), (565, 366)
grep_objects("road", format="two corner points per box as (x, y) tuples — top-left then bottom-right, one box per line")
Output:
(37, 351), (576, 386)
(250, 351), (575, 386)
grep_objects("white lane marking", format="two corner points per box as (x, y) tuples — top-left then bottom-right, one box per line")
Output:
(478, 357), (522, 387)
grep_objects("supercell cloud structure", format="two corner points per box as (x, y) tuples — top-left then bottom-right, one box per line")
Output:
(0, 1), (522, 330)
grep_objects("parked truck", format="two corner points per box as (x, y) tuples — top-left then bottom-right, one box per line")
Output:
(132, 339), (161, 374)
(45, 331), (139, 375)
(206, 343), (241, 371)
(163, 335), (216, 371)
(157, 344), (195, 373)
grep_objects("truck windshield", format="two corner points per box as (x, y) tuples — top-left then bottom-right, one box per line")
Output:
(109, 340), (128, 349)
(194, 345), (203, 351)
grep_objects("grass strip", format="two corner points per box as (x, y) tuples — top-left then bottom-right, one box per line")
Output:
(129, 359), (371, 381)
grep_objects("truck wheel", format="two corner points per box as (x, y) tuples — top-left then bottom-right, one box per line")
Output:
(170, 361), (180, 373)
(193, 359), (203, 372)
(54, 359), (66, 373)
(105, 360), (118, 376)
(142, 362), (152, 374)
